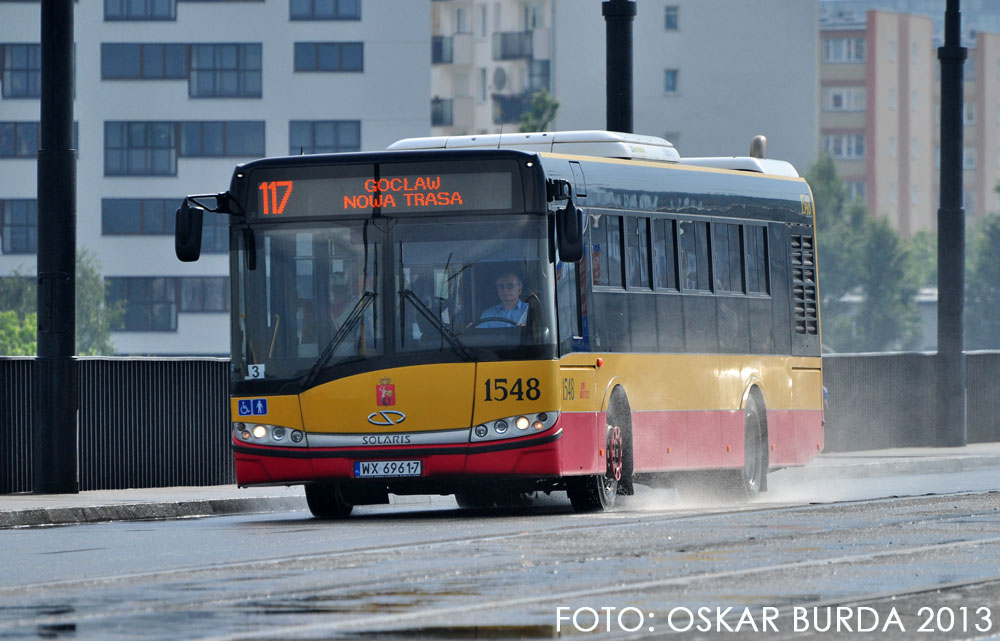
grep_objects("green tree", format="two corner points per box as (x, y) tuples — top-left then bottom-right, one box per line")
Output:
(966, 213), (1000, 349)
(0, 250), (122, 355)
(806, 153), (865, 351)
(519, 88), (559, 132)
(0, 311), (36, 355)
(906, 229), (938, 289)
(805, 153), (921, 352)
(852, 217), (922, 352)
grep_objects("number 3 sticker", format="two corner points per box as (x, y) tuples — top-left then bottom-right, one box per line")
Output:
(246, 364), (266, 380)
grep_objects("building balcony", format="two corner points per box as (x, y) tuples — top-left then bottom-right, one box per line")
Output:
(432, 98), (453, 127)
(492, 92), (533, 124)
(492, 31), (532, 60)
(432, 36), (453, 64)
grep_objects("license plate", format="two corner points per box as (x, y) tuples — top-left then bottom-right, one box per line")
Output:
(353, 460), (422, 478)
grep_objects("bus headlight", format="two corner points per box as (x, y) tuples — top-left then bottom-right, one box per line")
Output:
(470, 412), (559, 443)
(233, 423), (308, 448)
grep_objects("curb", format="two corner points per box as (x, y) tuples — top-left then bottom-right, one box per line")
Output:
(0, 496), (305, 529)
(784, 453), (1000, 481)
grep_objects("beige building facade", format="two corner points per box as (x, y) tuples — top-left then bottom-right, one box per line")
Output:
(821, 8), (1000, 235)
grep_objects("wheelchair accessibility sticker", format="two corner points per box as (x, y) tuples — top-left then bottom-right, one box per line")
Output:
(238, 398), (268, 417)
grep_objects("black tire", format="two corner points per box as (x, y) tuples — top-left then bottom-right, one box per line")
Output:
(455, 491), (496, 509)
(730, 393), (767, 500)
(568, 423), (623, 512)
(305, 483), (353, 519)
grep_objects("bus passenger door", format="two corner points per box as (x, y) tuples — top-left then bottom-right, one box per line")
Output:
(557, 361), (601, 476)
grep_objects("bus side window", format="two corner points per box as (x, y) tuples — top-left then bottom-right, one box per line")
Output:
(678, 220), (711, 292)
(653, 218), (678, 291)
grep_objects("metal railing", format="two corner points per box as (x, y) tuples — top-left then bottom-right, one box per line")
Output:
(2, 352), (999, 493)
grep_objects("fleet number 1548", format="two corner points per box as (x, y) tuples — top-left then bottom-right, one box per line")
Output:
(483, 377), (541, 401)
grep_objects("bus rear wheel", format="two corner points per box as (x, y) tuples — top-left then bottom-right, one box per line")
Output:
(726, 393), (767, 500)
(568, 424), (623, 512)
(305, 483), (354, 519)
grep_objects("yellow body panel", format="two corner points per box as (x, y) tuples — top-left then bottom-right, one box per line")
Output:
(299, 363), (477, 433)
(470, 361), (560, 426)
(560, 353), (823, 413)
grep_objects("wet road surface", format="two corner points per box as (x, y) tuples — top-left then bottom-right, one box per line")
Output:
(4, 468), (1000, 640)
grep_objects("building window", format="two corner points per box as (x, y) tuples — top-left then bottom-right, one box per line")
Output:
(664, 69), (679, 94)
(889, 136), (896, 158)
(455, 7), (469, 34)
(180, 121), (265, 157)
(180, 277), (229, 313)
(108, 277), (177, 332)
(102, 198), (176, 235)
(104, 121), (177, 176)
(289, 0), (359, 20)
(201, 213), (228, 253)
(964, 191), (975, 216)
(289, 120), (360, 155)
(1, 199), (36, 254)
(823, 86), (865, 112)
(664, 6), (678, 30)
(911, 185), (919, 205)
(0, 122), (37, 158)
(965, 56), (976, 81)
(964, 102), (977, 125)
(101, 44), (186, 80)
(847, 181), (866, 202)
(889, 40), (896, 63)
(2, 44), (41, 98)
(189, 44), (262, 98)
(890, 88), (897, 111)
(823, 37), (865, 63)
(823, 133), (865, 160)
(911, 89), (919, 112)
(104, 0), (175, 21)
(911, 137), (919, 160)
(294, 42), (363, 72)
(964, 147), (976, 170)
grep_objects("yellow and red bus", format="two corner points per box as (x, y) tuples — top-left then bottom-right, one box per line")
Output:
(175, 130), (823, 517)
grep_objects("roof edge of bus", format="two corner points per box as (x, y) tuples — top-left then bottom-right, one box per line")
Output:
(388, 130), (681, 164)
(679, 156), (800, 178)
(388, 131), (800, 177)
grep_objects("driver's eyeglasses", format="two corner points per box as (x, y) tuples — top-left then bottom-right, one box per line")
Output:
(497, 282), (519, 290)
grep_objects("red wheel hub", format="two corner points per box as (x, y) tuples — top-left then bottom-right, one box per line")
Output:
(607, 425), (623, 482)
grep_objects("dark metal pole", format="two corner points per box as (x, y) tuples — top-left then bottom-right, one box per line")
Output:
(603, 0), (636, 133)
(33, 0), (78, 493)
(936, 0), (967, 447)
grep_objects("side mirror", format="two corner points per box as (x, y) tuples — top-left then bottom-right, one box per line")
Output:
(556, 200), (583, 263)
(175, 200), (204, 262)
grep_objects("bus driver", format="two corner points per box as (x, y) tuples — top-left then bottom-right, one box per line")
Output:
(478, 270), (528, 328)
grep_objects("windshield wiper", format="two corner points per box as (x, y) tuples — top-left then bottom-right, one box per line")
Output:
(300, 291), (376, 388)
(400, 288), (474, 361)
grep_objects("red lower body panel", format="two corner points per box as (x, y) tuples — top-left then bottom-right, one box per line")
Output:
(233, 408), (822, 486)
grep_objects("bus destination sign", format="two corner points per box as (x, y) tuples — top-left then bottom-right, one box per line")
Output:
(253, 170), (513, 217)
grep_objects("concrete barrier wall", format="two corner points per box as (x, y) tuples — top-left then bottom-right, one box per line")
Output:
(822, 352), (1000, 452)
(1, 353), (998, 492)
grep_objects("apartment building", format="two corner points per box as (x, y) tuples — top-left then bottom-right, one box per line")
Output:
(0, 0), (430, 355)
(820, 0), (1000, 234)
(431, 0), (820, 173)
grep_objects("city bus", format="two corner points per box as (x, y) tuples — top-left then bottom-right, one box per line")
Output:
(175, 130), (823, 518)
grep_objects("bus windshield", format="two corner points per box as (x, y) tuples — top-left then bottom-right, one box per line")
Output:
(395, 216), (554, 356)
(231, 215), (556, 387)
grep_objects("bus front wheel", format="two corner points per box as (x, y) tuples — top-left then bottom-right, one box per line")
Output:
(568, 423), (623, 512)
(305, 483), (354, 519)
